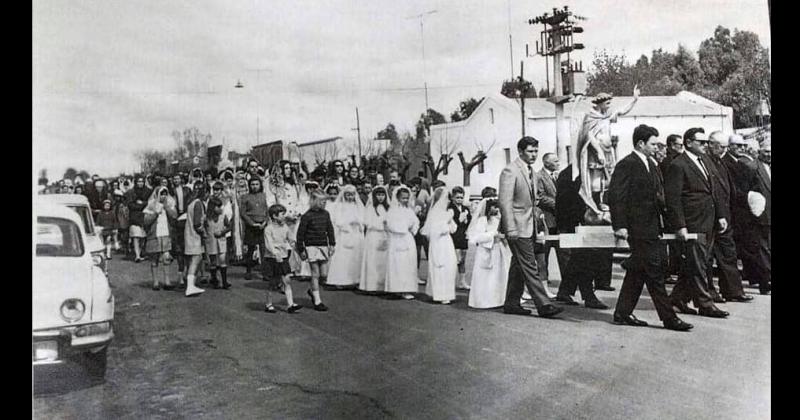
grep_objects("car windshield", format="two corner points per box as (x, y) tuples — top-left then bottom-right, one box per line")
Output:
(68, 205), (95, 235)
(36, 217), (84, 257)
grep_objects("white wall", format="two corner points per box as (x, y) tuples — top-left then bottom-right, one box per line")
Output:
(431, 111), (732, 197)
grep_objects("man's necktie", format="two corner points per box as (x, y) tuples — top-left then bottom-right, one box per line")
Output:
(697, 157), (709, 179)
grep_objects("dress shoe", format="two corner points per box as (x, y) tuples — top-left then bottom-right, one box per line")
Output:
(712, 295), (726, 304)
(725, 294), (754, 302)
(664, 276), (678, 285)
(760, 290), (771, 295)
(287, 304), (302, 314)
(313, 303), (329, 312)
(663, 317), (693, 331)
(555, 295), (580, 306)
(584, 299), (610, 310)
(698, 307), (729, 318)
(503, 306), (532, 316)
(613, 313), (648, 327)
(537, 304), (564, 318)
(595, 285), (616, 292)
(671, 300), (698, 315)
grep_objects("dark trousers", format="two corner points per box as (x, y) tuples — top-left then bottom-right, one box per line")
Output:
(505, 237), (550, 310)
(593, 249), (613, 288)
(707, 227), (745, 298)
(737, 224), (771, 292)
(670, 234), (715, 309)
(556, 248), (599, 301)
(244, 226), (266, 274)
(615, 238), (676, 321)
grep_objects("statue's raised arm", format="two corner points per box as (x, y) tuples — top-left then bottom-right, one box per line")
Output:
(616, 85), (640, 117)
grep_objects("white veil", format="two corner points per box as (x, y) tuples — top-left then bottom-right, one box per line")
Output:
(420, 186), (451, 238)
(330, 184), (364, 227)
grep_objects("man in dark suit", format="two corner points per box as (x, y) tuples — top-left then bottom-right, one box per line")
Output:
(741, 141), (771, 294)
(665, 128), (729, 318)
(658, 134), (684, 283)
(498, 136), (564, 318)
(725, 134), (765, 290)
(607, 124), (692, 331)
(552, 165), (611, 309)
(706, 132), (754, 302)
(536, 153), (559, 283)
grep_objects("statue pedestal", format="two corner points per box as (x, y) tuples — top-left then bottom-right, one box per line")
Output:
(545, 226), (700, 249)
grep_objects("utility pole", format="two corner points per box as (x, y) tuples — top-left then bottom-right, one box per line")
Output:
(352, 107), (362, 161)
(406, 10), (437, 111)
(529, 6), (587, 165)
(520, 61), (526, 137)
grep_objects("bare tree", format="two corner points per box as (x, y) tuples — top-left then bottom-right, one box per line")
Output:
(457, 135), (497, 187)
(422, 124), (460, 182)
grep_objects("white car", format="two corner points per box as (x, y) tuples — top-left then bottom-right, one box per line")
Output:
(39, 194), (107, 273)
(33, 203), (114, 380)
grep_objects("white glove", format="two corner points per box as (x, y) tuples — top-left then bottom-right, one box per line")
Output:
(747, 191), (766, 217)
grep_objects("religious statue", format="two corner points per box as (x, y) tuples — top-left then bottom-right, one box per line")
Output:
(573, 85), (639, 224)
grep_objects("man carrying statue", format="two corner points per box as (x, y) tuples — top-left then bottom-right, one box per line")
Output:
(553, 86), (641, 306)
(573, 86), (640, 225)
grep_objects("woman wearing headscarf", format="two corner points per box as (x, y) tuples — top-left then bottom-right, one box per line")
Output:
(422, 186), (458, 304)
(359, 186), (390, 293)
(126, 176), (152, 262)
(324, 184), (365, 289)
(466, 198), (512, 308)
(142, 186), (178, 290)
(384, 186), (420, 299)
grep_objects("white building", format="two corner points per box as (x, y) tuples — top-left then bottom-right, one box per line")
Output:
(429, 91), (733, 197)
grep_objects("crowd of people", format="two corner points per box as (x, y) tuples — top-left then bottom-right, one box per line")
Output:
(38, 119), (770, 328)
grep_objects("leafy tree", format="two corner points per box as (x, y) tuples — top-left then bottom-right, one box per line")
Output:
(415, 108), (447, 140)
(537, 87), (550, 98)
(501, 77), (537, 99)
(450, 97), (484, 122)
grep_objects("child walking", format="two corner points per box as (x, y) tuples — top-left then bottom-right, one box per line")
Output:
(204, 196), (232, 289)
(467, 198), (511, 309)
(96, 199), (118, 259)
(359, 186), (390, 293)
(448, 186), (472, 290)
(326, 184), (365, 289)
(296, 190), (335, 311)
(384, 186), (420, 300)
(263, 204), (302, 313)
(423, 187), (458, 304)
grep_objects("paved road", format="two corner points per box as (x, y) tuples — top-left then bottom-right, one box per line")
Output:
(34, 254), (770, 419)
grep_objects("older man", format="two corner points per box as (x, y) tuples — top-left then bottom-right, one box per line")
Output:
(665, 128), (729, 318)
(705, 132), (753, 302)
(740, 141), (771, 294)
(726, 134), (760, 288)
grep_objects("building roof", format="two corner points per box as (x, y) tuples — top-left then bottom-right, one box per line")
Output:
(430, 91), (732, 130)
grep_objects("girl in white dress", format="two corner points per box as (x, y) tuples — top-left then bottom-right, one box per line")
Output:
(359, 186), (390, 293)
(467, 198), (512, 309)
(384, 186), (420, 299)
(326, 184), (365, 288)
(422, 187), (458, 304)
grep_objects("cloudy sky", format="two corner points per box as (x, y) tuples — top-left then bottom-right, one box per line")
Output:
(33, 0), (770, 179)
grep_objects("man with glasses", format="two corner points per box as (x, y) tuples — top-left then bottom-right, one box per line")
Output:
(665, 128), (729, 319)
(240, 177), (269, 280)
(704, 131), (753, 302)
(726, 134), (759, 288)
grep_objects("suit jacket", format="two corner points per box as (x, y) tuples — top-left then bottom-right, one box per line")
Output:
(726, 154), (757, 226)
(498, 157), (538, 238)
(664, 153), (721, 234)
(659, 150), (680, 175)
(536, 168), (558, 231)
(706, 155), (733, 222)
(555, 165), (583, 234)
(608, 153), (665, 240)
(745, 159), (771, 226)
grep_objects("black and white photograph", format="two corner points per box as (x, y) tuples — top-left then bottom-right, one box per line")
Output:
(33, 0), (771, 418)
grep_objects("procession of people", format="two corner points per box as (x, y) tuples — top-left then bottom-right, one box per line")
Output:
(38, 90), (771, 332)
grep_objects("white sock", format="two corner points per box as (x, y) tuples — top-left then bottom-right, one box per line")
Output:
(312, 290), (322, 304)
(285, 286), (295, 306)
